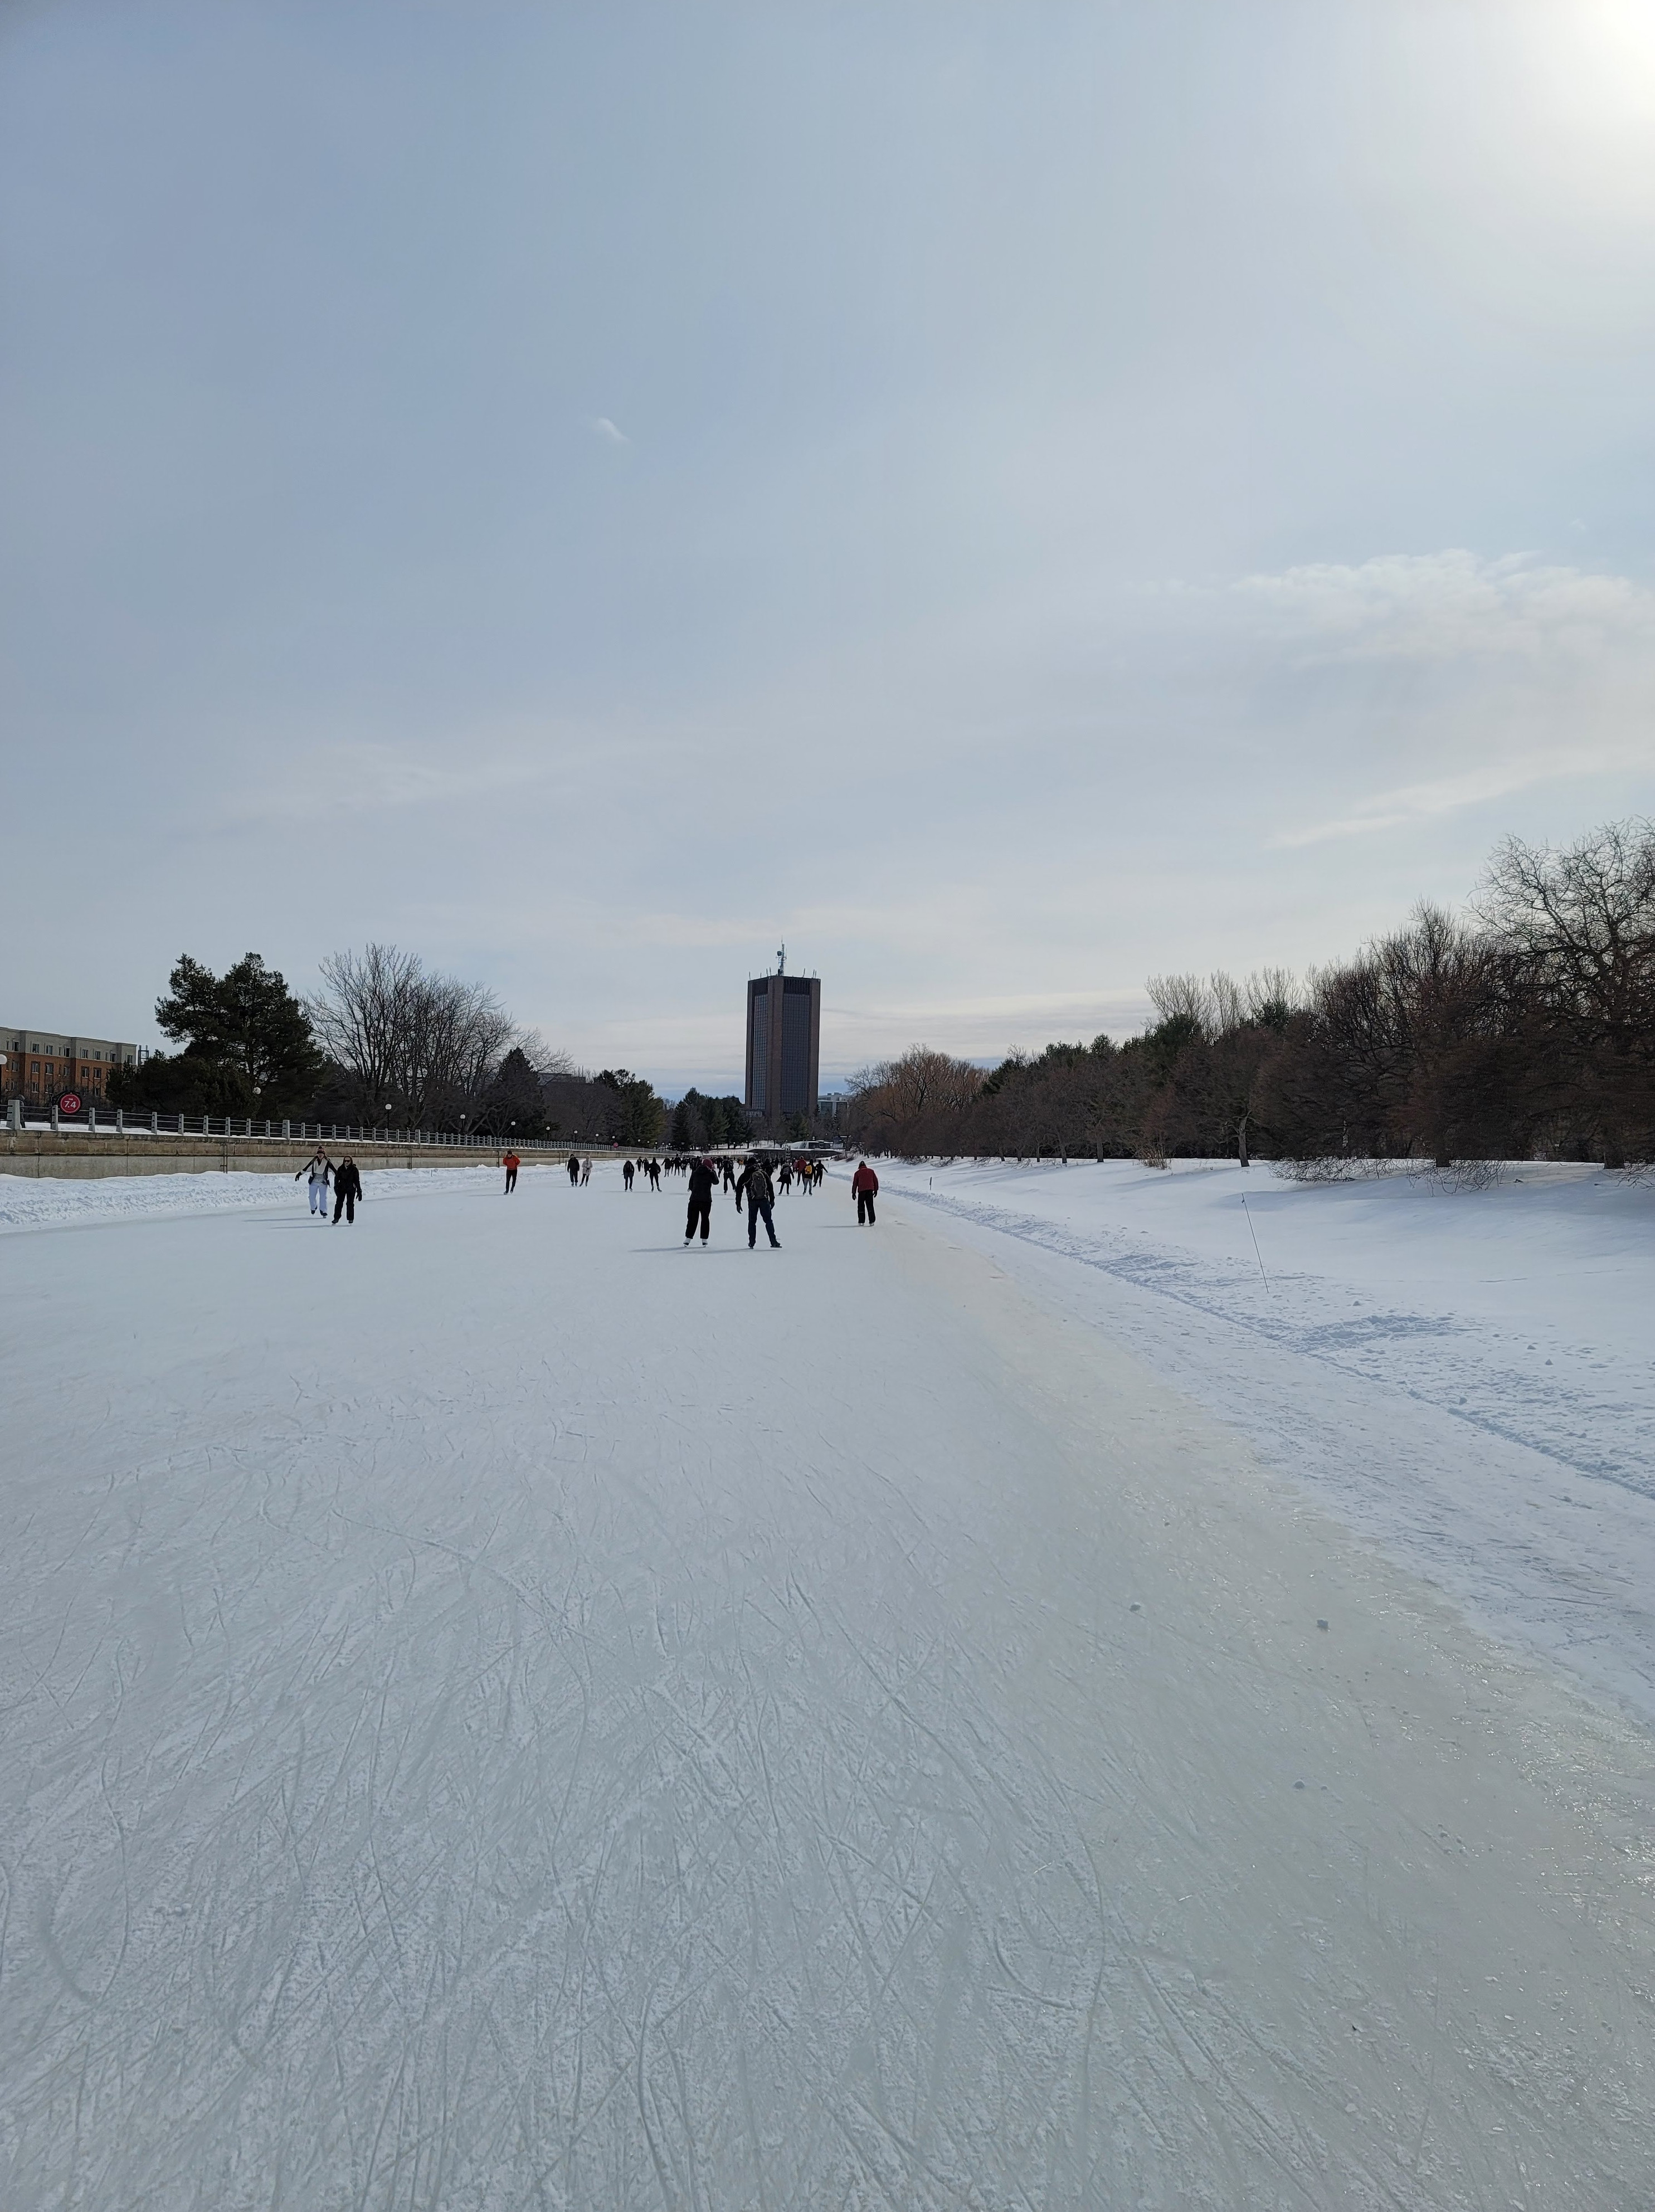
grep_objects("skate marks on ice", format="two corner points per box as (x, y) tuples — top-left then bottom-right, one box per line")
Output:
(2, 1188), (1653, 2207)
(2, 1414), (1168, 2205)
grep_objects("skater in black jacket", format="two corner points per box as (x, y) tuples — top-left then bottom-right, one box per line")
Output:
(332, 1155), (363, 1225)
(684, 1157), (717, 1245)
(734, 1156), (780, 1249)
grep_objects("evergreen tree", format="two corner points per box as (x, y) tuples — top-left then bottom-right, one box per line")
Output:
(109, 1050), (258, 1118)
(670, 1093), (703, 1151)
(149, 953), (323, 1114)
(480, 1046), (548, 1136)
(598, 1069), (666, 1147)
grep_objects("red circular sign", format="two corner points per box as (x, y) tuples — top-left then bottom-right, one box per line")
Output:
(59, 1092), (82, 1114)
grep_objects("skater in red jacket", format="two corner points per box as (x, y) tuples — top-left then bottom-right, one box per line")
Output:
(851, 1160), (878, 1226)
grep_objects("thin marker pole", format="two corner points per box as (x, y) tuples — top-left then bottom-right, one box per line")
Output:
(1240, 1195), (1270, 1294)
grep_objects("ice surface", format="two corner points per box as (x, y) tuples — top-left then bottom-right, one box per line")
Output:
(3, 1162), (1652, 2207)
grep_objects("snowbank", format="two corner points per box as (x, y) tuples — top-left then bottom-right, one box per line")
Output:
(0, 1161), (522, 1235)
(859, 1158), (1655, 1718)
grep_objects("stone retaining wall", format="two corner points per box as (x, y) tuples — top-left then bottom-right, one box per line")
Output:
(0, 1134), (626, 1181)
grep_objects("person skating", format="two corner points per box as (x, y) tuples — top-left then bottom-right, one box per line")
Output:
(502, 1149), (520, 1194)
(332, 1154), (363, 1225)
(684, 1155), (717, 1245)
(295, 1148), (333, 1217)
(852, 1159), (878, 1225)
(623, 1158), (635, 1191)
(581, 1157), (592, 1186)
(567, 1152), (581, 1186)
(734, 1154), (780, 1249)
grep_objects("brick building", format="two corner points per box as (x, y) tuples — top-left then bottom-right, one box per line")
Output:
(2, 1026), (140, 1106)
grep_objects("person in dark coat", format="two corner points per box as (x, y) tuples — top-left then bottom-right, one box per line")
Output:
(333, 1154), (363, 1225)
(734, 1155), (780, 1249)
(851, 1159), (878, 1226)
(684, 1156), (717, 1245)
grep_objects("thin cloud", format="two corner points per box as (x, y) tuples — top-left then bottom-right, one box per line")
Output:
(590, 416), (630, 446)
(1233, 550), (1655, 664)
(211, 743), (555, 831)
(1271, 752), (1631, 850)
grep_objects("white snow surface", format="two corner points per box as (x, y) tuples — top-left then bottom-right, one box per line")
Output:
(859, 1158), (1655, 1724)
(0, 1163), (503, 1234)
(4, 1162), (1653, 2208)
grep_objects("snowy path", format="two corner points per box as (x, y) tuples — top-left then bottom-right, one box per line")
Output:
(3, 1166), (1653, 2208)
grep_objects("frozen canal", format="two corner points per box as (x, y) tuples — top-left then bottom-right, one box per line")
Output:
(3, 1164), (1653, 2208)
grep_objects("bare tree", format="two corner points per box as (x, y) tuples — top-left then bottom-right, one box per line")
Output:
(1478, 821), (1655, 1166)
(844, 1047), (984, 1156)
(1146, 973), (1215, 1036)
(310, 944), (521, 1128)
(309, 945), (418, 1120)
(517, 1029), (576, 1081)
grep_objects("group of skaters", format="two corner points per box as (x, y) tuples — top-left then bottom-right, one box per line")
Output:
(295, 1148), (364, 1225)
(529, 1145), (878, 1248)
(676, 1150), (845, 1247)
(293, 1141), (879, 1243)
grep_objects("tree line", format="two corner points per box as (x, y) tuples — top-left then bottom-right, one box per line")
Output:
(109, 942), (670, 1143)
(842, 822), (1655, 1171)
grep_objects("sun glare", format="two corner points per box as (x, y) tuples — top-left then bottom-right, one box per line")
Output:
(1570, 0), (1655, 119)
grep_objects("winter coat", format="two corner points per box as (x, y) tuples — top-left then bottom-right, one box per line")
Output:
(687, 1159), (717, 1204)
(851, 1165), (879, 1196)
(335, 1161), (363, 1201)
(736, 1161), (774, 1209)
(296, 1155), (332, 1185)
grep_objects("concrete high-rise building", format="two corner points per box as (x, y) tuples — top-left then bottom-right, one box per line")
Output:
(744, 952), (820, 1126)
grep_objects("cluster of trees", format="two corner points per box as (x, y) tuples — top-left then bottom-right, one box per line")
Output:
(843, 822), (1655, 1171)
(112, 942), (671, 1141)
(110, 954), (324, 1118)
(305, 944), (523, 1129)
(669, 1088), (752, 1152)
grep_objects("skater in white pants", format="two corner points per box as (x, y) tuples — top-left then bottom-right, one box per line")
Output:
(295, 1149), (333, 1216)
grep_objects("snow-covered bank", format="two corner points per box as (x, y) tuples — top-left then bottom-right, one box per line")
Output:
(0, 1160), (523, 1234)
(860, 1158), (1655, 1719)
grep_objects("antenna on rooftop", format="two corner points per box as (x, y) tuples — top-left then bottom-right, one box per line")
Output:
(777, 942), (786, 975)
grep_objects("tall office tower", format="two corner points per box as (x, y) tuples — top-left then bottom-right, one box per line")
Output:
(744, 954), (821, 1125)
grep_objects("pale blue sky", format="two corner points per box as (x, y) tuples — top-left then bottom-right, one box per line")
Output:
(4, 1), (1654, 1089)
